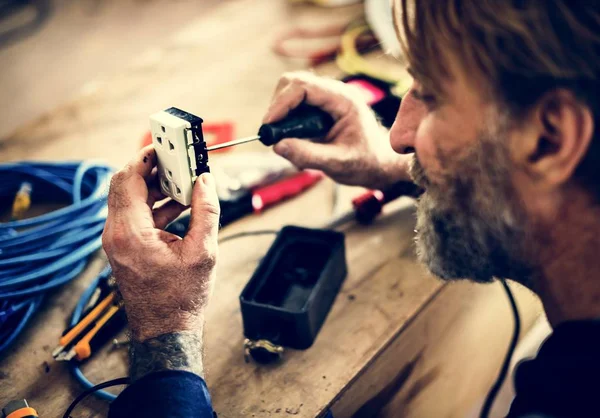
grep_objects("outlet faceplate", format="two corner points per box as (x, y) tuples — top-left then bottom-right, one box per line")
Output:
(149, 107), (209, 206)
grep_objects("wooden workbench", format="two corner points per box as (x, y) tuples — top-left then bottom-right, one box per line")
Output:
(0, 1), (543, 417)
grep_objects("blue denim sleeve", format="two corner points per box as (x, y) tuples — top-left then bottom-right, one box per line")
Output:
(108, 370), (215, 418)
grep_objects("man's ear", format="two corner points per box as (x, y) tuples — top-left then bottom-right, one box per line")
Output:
(514, 89), (594, 188)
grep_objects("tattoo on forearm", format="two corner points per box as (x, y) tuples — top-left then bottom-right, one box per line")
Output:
(129, 331), (204, 381)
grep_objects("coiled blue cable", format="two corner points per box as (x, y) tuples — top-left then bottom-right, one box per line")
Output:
(0, 161), (113, 354)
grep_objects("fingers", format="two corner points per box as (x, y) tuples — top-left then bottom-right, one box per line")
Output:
(129, 145), (157, 180)
(106, 147), (159, 235)
(146, 167), (168, 207)
(108, 146), (158, 206)
(263, 82), (306, 124)
(273, 138), (347, 173)
(153, 199), (187, 230)
(184, 173), (221, 253)
(263, 72), (355, 125)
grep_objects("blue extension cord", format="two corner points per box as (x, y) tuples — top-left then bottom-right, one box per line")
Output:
(0, 161), (113, 355)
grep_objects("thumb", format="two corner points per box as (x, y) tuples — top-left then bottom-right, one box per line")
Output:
(273, 139), (342, 172)
(184, 173), (221, 249)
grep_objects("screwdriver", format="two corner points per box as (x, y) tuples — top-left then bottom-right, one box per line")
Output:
(207, 104), (334, 151)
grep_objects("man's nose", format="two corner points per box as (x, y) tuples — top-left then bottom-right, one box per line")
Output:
(389, 89), (425, 154)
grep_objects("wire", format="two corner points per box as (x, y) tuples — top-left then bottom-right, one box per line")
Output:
(0, 161), (112, 355)
(0, 0), (52, 49)
(272, 23), (348, 66)
(68, 266), (119, 402)
(66, 193), (409, 403)
(479, 278), (521, 418)
(336, 23), (399, 85)
(218, 230), (279, 244)
(272, 21), (378, 67)
(62, 377), (130, 418)
(68, 228), (280, 403)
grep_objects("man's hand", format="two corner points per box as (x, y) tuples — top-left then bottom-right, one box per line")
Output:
(102, 146), (220, 343)
(263, 71), (411, 190)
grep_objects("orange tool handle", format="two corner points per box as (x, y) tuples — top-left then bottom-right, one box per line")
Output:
(59, 292), (116, 347)
(74, 305), (120, 361)
(6, 407), (38, 418)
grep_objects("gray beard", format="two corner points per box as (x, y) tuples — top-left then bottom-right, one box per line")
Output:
(409, 137), (533, 285)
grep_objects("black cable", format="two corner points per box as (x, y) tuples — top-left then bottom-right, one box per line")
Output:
(218, 230), (279, 244)
(63, 377), (130, 418)
(479, 278), (521, 418)
(65, 230), (279, 405)
(0, 0), (52, 49)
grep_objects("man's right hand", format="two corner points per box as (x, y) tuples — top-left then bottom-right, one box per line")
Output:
(263, 72), (411, 190)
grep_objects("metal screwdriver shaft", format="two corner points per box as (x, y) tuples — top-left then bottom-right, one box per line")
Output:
(206, 104), (335, 152)
(207, 135), (261, 151)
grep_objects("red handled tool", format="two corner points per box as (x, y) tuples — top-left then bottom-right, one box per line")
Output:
(167, 171), (324, 235)
(326, 181), (423, 229)
(251, 170), (323, 211)
(218, 171), (323, 227)
(351, 181), (422, 224)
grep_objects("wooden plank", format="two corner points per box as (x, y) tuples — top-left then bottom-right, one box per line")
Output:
(0, 0), (366, 165)
(205, 205), (442, 417)
(0, 0), (221, 139)
(329, 281), (542, 418)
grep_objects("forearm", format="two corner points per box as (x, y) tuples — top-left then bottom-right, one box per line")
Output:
(129, 329), (205, 382)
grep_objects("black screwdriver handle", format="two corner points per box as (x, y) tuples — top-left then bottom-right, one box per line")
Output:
(258, 104), (335, 146)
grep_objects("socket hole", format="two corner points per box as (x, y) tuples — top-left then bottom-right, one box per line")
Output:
(162, 178), (170, 191)
(169, 140), (175, 151)
(174, 185), (181, 196)
(161, 126), (166, 133)
(166, 169), (173, 179)
(156, 136), (162, 145)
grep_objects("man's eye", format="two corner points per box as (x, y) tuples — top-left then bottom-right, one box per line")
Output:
(411, 89), (437, 105)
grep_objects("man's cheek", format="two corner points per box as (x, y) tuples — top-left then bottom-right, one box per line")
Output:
(414, 119), (446, 185)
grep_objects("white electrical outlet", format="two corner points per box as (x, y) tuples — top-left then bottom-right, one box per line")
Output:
(149, 107), (209, 206)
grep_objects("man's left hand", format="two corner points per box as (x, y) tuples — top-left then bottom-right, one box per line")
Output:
(102, 146), (221, 342)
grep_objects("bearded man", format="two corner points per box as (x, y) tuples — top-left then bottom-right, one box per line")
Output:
(103, 1), (600, 416)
